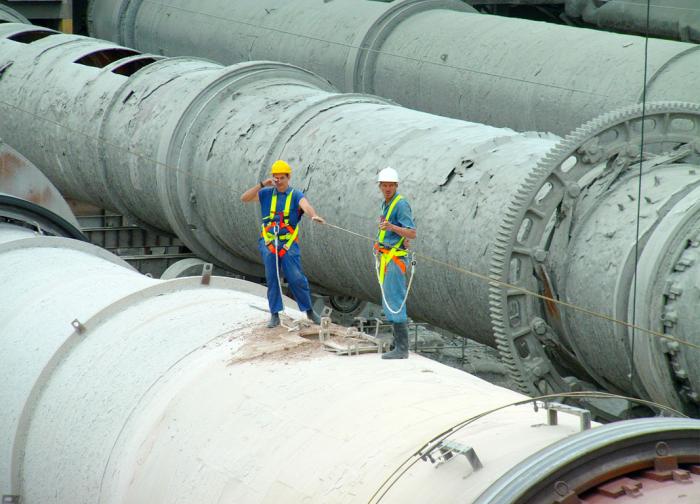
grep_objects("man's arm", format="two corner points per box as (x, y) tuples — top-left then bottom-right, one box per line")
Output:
(379, 200), (416, 239)
(299, 197), (325, 224)
(379, 220), (416, 240)
(240, 178), (273, 203)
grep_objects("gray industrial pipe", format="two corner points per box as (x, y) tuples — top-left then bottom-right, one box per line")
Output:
(2, 24), (700, 417)
(0, 23), (560, 346)
(88, 0), (700, 135)
(566, 0), (700, 43)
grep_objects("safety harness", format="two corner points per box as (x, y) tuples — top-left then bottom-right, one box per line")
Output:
(374, 194), (408, 284)
(261, 189), (299, 258)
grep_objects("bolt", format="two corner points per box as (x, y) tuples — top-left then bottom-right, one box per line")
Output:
(566, 183), (581, 198)
(554, 481), (570, 497)
(532, 317), (547, 335)
(663, 340), (680, 353)
(655, 442), (669, 457)
(533, 248), (547, 262)
(665, 281), (683, 299)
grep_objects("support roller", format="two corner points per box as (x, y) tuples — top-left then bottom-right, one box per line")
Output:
(88, 0), (700, 135)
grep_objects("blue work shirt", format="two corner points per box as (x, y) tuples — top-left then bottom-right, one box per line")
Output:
(259, 187), (305, 227)
(378, 195), (415, 248)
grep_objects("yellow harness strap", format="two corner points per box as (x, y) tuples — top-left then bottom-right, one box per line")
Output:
(261, 190), (299, 251)
(376, 194), (407, 284)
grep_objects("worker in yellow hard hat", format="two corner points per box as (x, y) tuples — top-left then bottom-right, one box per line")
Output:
(240, 160), (325, 328)
(374, 167), (416, 359)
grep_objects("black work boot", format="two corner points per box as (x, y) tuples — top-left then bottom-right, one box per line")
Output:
(306, 309), (321, 324)
(267, 312), (281, 328)
(382, 322), (409, 359)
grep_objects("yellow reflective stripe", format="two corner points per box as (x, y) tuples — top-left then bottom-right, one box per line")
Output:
(379, 254), (389, 284)
(284, 225), (299, 250)
(267, 190), (295, 222)
(268, 192), (277, 220)
(263, 190), (299, 247)
(377, 245), (407, 284)
(377, 194), (403, 244)
(283, 190), (293, 218)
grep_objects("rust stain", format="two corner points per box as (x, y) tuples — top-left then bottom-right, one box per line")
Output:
(26, 186), (52, 205)
(0, 150), (23, 180)
(539, 265), (560, 320)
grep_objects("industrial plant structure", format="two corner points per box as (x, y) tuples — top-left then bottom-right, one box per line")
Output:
(2, 2), (700, 502)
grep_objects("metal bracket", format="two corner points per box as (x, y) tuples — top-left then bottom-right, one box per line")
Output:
(545, 401), (591, 431)
(200, 262), (212, 285)
(319, 317), (332, 342)
(422, 439), (483, 477)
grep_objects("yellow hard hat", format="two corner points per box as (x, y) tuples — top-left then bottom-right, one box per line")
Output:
(271, 159), (292, 175)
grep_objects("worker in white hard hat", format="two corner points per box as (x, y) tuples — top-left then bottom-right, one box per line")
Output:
(374, 166), (416, 359)
(240, 159), (325, 328)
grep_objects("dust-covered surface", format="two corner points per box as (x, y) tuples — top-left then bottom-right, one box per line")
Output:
(227, 317), (517, 393)
(227, 317), (380, 364)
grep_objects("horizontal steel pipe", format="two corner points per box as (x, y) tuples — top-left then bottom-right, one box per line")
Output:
(0, 23), (559, 345)
(2, 223), (699, 503)
(89, 0), (700, 135)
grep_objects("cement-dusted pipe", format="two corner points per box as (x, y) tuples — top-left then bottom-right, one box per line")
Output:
(2, 221), (699, 503)
(88, 0), (700, 135)
(3, 25), (700, 416)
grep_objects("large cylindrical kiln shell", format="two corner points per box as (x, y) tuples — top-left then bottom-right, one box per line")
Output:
(0, 24), (559, 343)
(88, 0), (700, 135)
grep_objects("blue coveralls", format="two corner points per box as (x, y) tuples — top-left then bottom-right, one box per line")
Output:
(378, 195), (415, 323)
(258, 187), (313, 315)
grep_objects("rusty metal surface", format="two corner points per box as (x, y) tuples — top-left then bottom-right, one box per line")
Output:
(0, 141), (80, 229)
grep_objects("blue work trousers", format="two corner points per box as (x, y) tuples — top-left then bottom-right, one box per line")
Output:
(382, 257), (408, 323)
(259, 240), (313, 314)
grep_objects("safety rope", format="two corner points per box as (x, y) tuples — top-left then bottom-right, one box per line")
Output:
(271, 225), (294, 330)
(0, 97), (698, 352)
(322, 222), (700, 352)
(373, 250), (416, 315)
(367, 390), (688, 504)
(628, 0), (653, 417)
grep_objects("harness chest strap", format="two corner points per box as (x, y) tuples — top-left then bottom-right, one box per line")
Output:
(376, 194), (407, 284)
(261, 190), (299, 255)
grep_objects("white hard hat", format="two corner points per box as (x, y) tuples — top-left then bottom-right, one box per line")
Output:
(377, 167), (399, 183)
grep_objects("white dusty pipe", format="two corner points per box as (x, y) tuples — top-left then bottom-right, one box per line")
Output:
(2, 226), (699, 503)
